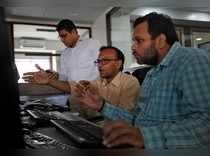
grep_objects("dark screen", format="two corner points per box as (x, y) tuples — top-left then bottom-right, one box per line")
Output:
(0, 7), (24, 149)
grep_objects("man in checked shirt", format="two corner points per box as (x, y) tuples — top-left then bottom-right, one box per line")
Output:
(73, 12), (210, 149)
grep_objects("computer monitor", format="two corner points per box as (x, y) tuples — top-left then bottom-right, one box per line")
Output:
(198, 41), (210, 52)
(0, 7), (24, 149)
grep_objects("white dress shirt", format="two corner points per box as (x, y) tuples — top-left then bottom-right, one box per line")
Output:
(59, 38), (100, 82)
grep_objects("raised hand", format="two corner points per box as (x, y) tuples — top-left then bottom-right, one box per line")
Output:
(102, 120), (144, 148)
(71, 81), (103, 111)
(23, 71), (49, 84)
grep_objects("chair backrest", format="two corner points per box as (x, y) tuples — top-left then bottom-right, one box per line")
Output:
(132, 66), (152, 85)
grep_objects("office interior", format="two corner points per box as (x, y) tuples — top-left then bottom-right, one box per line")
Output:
(1, 1), (210, 151)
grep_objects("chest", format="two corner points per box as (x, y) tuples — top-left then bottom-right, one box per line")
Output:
(139, 66), (184, 120)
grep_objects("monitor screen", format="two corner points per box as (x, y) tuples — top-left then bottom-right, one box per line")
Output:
(0, 7), (24, 149)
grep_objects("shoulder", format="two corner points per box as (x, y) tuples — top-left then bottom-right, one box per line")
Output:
(172, 47), (210, 78)
(60, 47), (69, 55)
(177, 47), (210, 67)
(81, 38), (101, 45)
(120, 72), (139, 85)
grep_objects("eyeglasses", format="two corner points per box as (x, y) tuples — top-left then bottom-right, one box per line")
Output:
(58, 33), (68, 39)
(94, 58), (118, 65)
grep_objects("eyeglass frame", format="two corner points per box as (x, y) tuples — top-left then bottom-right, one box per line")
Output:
(94, 58), (119, 65)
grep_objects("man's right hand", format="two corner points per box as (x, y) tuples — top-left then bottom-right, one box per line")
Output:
(35, 64), (59, 80)
(22, 71), (50, 85)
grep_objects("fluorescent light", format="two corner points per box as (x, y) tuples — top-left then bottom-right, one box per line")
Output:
(196, 37), (202, 41)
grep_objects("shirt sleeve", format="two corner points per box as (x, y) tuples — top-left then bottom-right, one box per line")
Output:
(140, 53), (210, 149)
(101, 102), (135, 123)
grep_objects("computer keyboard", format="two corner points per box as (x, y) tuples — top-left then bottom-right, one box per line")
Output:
(26, 109), (61, 120)
(24, 130), (75, 150)
(50, 115), (104, 148)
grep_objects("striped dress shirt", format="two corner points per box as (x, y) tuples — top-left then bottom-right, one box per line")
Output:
(101, 42), (210, 149)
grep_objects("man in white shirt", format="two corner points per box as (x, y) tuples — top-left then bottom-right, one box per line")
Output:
(57, 19), (101, 81)
(23, 19), (101, 116)
(24, 19), (100, 82)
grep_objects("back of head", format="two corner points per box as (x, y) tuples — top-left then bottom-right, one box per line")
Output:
(56, 19), (77, 32)
(100, 46), (125, 71)
(133, 12), (179, 45)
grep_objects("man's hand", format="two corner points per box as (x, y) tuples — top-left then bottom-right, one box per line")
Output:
(102, 120), (144, 148)
(45, 70), (59, 80)
(22, 71), (50, 85)
(36, 64), (58, 80)
(71, 81), (103, 111)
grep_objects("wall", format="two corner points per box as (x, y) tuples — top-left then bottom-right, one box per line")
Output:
(111, 15), (134, 69)
(91, 9), (109, 46)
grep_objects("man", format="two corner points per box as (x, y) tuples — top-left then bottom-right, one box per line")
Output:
(73, 12), (210, 149)
(72, 46), (140, 111)
(23, 19), (100, 82)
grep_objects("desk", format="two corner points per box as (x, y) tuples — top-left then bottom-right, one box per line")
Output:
(8, 149), (210, 156)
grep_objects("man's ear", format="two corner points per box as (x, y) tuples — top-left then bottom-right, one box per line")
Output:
(156, 33), (167, 49)
(71, 29), (77, 34)
(117, 60), (122, 70)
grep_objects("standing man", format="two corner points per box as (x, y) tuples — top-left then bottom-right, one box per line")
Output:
(24, 19), (100, 82)
(73, 12), (210, 149)
(23, 19), (101, 115)
(56, 19), (100, 82)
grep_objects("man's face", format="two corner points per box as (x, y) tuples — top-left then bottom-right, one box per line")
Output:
(131, 21), (158, 65)
(96, 49), (121, 79)
(58, 29), (77, 47)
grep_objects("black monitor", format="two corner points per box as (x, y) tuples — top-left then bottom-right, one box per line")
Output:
(198, 41), (210, 52)
(0, 7), (24, 149)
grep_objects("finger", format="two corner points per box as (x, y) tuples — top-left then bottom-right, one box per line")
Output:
(35, 64), (44, 71)
(103, 120), (126, 138)
(47, 73), (56, 79)
(73, 85), (86, 97)
(76, 83), (88, 93)
(79, 80), (90, 85)
(104, 134), (136, 148)
(103, 126), (133, 145)
(22, 75), (34, 81)
(23, 72), (36, 75)
(79, 80), (90, 90)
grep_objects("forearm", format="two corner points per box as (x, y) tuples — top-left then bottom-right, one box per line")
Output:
(138, 112), (210, 149)
(48, 79), (71, 93)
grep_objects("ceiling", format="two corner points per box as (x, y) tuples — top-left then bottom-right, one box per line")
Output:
(2, 0), (210, 24)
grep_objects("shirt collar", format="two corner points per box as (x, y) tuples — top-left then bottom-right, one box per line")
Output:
(159, 42), (181, 67)
(101, 72), (122, 87)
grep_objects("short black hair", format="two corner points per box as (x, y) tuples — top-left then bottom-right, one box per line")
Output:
(99, 46), (125, 71)
(133, 12), (179, 45)
(56, 19), (77, 32)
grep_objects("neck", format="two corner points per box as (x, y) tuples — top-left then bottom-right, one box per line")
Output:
(105, 71), (120, 83)
(158, 44), (171, 63)
(71, 35), (79, 48)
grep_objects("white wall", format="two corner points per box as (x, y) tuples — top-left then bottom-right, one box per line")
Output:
(91, 9), (109, 46)
(111, 15), (134, 69)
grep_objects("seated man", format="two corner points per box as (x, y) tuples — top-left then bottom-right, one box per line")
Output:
(72, 12), (210, 149)
(71, 46), (140, 112)
(23, 46), (140, 117)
